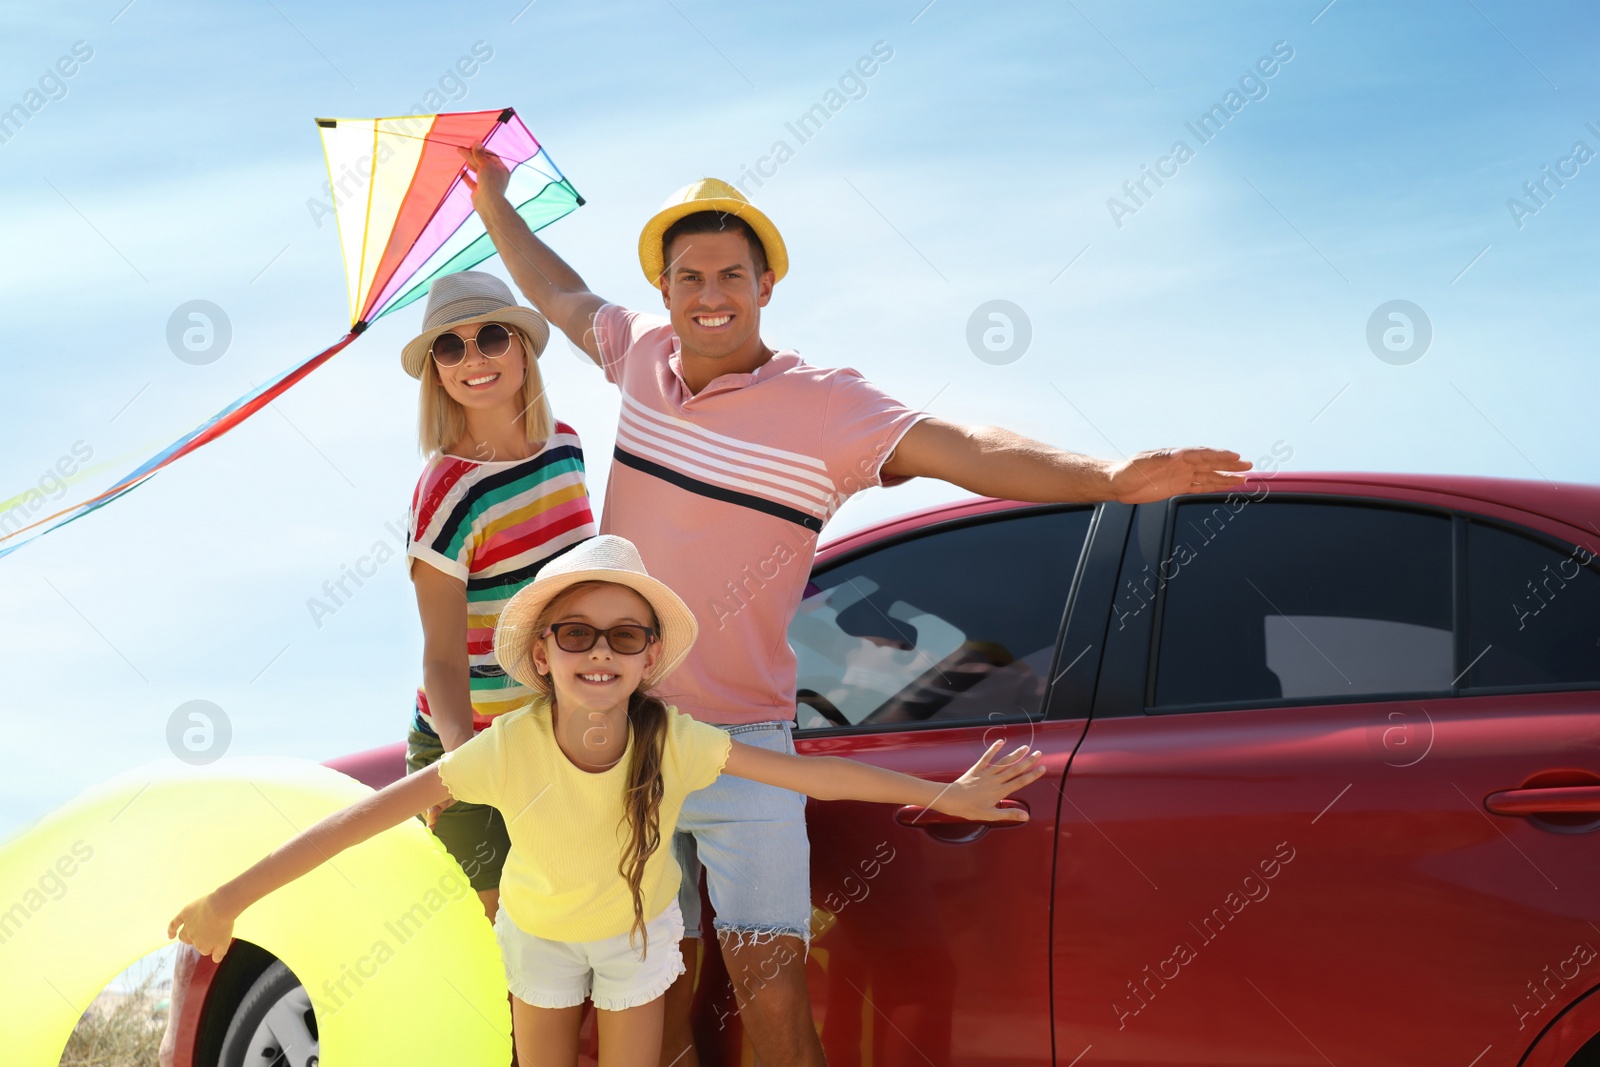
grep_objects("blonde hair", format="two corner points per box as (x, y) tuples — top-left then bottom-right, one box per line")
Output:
(417, 324), (552, 456)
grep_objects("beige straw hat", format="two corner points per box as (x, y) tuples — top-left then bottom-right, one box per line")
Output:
(399, 271), (551, 379)
(494, 535), (699, 689)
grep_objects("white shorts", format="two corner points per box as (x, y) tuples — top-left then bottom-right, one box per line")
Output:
(493, 899), (686, 1012)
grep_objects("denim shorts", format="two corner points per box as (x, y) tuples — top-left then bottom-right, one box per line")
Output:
(405, 726), (510, 892)
(673, 719), (812, 950)
(495, 900), (687, 1012)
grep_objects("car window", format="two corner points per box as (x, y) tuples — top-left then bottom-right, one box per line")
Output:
(790, 509), (1091, 731)
(1152, 501), (1453, 709)
(1466, 521), (1600, 688)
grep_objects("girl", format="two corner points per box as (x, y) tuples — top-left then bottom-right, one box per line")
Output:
(169, 534), (1044, 1067)
(398, 270), (596, 921)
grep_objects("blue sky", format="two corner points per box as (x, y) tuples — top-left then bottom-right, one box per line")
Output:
(2, 0), (1597, 843)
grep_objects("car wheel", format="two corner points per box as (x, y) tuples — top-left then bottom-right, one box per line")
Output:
(1568, 1029), (1600, 1066)
(217, 959), (319, 1067)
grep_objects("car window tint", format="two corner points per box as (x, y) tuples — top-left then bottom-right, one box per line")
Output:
(790, 509), (1090, 731)
(1467, 521), (1600, 687)
(1152, 501), (1453, 709)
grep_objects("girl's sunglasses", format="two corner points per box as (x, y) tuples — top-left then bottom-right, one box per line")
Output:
(430, 322), (514, 367)
(546, 622), (658, 656)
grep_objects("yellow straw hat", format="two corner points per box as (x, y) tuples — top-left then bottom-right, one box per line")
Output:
(637, 178), (788, 285)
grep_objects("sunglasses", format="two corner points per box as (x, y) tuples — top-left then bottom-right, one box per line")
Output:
(430, 322), (514, 367)
(545, 622), (658, 656)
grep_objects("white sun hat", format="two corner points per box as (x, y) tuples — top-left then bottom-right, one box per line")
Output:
(399, 270), (551, 379)
(494, 535), (699, 689)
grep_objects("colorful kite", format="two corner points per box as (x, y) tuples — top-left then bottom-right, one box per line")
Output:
(0, 107), (579, 560)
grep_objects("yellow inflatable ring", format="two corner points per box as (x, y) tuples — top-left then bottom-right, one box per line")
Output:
(0, 756), (510, 1065)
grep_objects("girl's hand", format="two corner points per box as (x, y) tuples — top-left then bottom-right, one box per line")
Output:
(456, 142), (511, 211)
(168, 894), (237, 964)
(934, 741), (1046, 822)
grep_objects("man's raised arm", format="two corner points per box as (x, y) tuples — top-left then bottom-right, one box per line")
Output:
(459, 144), (607, 366)
(880, 417), (1253, 505)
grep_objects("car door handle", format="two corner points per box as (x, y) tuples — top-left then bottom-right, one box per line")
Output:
(894, 799), (1030, 828)
(1485, 785), (1600, 816)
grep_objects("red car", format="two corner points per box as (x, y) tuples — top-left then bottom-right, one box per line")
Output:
(166, 471), (1600, 1066)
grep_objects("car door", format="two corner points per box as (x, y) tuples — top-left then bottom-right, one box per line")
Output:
(1051, 491), (1600, 1066)
(694, 503), (1099, 1066)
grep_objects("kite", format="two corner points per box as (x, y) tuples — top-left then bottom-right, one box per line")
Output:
(0, 107), (580, 560)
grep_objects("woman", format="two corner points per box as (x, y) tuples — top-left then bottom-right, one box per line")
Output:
(157, 270), (592, 1067)
(400, 269), (597, 920)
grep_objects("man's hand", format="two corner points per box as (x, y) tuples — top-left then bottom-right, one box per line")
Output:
(933, 741), (1046, 822)
(450, 140), (606, 362)
(168, 893), (237, 964)
(1109, 446), (1252, 504)
(458, 142), (511, 212)
(881, 419), (1253, 505)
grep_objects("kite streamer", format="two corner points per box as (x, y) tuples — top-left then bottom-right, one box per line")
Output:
(0, 107), (580, 560)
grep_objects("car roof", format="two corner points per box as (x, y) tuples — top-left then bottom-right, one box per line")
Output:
(818, 471), (1600, 562)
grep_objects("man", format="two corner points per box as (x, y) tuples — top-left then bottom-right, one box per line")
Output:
(461, 146), (1250, 1066)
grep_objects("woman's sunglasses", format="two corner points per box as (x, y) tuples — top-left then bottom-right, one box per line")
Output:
(545, 622), (658, 656)
(430, 322), (514, 367)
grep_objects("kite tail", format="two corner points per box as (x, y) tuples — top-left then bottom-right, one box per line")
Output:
(0, 330), (362, 561)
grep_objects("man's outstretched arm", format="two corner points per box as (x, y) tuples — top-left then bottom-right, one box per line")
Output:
(459, 144), (606, 366)
(880, 417), (1253, 505)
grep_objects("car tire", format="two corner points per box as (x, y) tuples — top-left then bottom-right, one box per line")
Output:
(1568, 1029), (1600, 1066)
(217, 959), (319, 1067)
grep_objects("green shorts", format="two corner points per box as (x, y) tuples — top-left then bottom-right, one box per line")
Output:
(406, 726), (510, 893)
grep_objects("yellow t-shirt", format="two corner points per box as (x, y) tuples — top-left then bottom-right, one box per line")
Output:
(436, 696), (732, 943)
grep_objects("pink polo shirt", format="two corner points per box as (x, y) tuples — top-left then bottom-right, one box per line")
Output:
(593, 303), (929, 725)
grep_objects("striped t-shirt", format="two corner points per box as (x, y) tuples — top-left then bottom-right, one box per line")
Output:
(407, 421), (596, 734)
(593, 303), (928, 725)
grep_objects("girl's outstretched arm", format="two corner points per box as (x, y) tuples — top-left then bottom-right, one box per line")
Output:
(722, 739), (1045, 823)
(167, 764), (455, 962)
